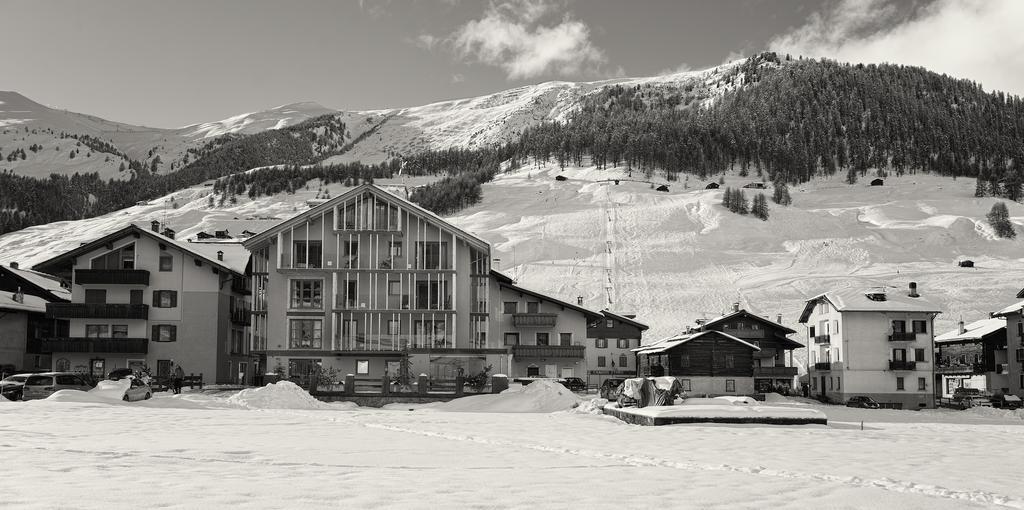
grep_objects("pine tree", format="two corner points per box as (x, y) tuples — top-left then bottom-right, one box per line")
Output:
(772, 182), (792, 205)
(987, 202), (1016, 238)
(845, 167), (858, 185)
(752, 193), (769, 220)
(721, 187), (733, 209)
(736, 190), (749, 214)
(975, 178), (987, 197)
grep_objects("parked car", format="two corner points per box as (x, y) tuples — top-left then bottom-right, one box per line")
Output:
(560, 377), (587, 392)
(846, 396), (880, 409)
(1, 373), (32, 401)
(991, 394), (1022, 410)
(599, 378), (625, 400)
(22, 372), (94, 401)
(959, 396), (993, 409)
(952, 387), (985, 401)
(92, 376), (153, 402)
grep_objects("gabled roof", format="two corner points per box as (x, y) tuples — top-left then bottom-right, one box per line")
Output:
(701, 309), (796, 334)
(0, 292), (48, 314)
(32, 224), (245, 278)
(799, 288), (942, 323)
(492, 270), (603, 321)
(0, 264), (70, 302)
(994, 300), (1024, 318)
(601, 310), (649, 331)
(633, 330), (761, 355)
(935, 318), (1005, 343)
(242, 184), (490, 251)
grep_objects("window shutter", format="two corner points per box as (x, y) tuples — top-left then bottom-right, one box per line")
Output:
(170, 326), (177, 342)
(152, 291), (160, 307)
(171, 291), (178, 308)
(151, 325), (159, 341)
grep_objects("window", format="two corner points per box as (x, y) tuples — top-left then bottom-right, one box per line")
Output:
(388, 280), (402, 296)
(829, 377), (833, 390)
(130, 289), (143, 304)
(725, 379), (736, 392)
(616, 338), (629, 349)
(896, 377), (905, 391)
(111, 325), (128, 338)
(725, 355), (735, 369)
(341, 240), (359, 268)
(152, 325), (177, 342)
(84, 289), (106, 304)
(289, 319), (322, 349)
(389, 241), (403, 258)
(596, 338), (608, 349)
(536, 333), (549, 346)
(619, 354), (628, 368)
(606, 319), (614, 328)
(679, 355), (690, 368)
(812, 378), (817, 390)
(356, 360), (369, 375)
(892, 348), (907, 361)
(914, 348), (926, 362)
(918, 377), (926, 391)
(387, 320), (400, 335)
(527, 366), (540, 377)
(231, 330), (245, 354)
(559, 333), (572, 346)
(597, 356), (606, 367)
(159, 253), (173, 271)
(809, 325), (816, 338)
(90, 243), (135, 270)
(56, 358), (70, 372)
(912, 320), (927, 333)
(527, 302), (539, 313)
(503, 302), (517, 314)
(416, 241), (448, 269)
(680, 379), (691, 391)
(85, 325), (109, 338)
(837, 377), (841, 390)
(819, 302), (827, 314)
(503, 333), (519, 346)
(892, 320), (907, 333)
(153, 290), (178, 308)
(293, 240), (323, 268)
(290, 280), (323, 309)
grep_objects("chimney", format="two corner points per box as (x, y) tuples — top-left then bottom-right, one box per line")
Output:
(217, 250), (224, 261)
(150, 220), (161, 232)
(9, 261), (18, 269)
(777, 313), (783, 324)
(577, 296), (584, 306)
(908, 282), (919, 298)
(162, 228), (175, 239)
(13, 286), (23, 304)
(732, 302), (740, 312)
(958, 319), (966, 335)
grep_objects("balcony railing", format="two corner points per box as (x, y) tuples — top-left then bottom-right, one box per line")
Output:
(935, 363), (985, 374)
(512, 313), (558, 328)
(753, 366), (798, 377)
(231, 309), (251, 326)
(231, 276), (251, 295)
(512, 345), (585, 359)
(1016, 349), (1024, 362)
(40, 337), (148, 354)
(889, 360), (917, 371)
(813, 362), (832, 371)
(46, 303), (149, 320)
(726, 328), (767, 338)
(75, 269), (150, 285)
(889, 332), (917, 342)
(814, 335), (831, 344)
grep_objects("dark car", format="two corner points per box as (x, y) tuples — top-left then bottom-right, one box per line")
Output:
(992, 394), (1022, 410)
(846, 396), (880, 409)
(599, 378), (625, 400)
(1, 374), (32, 401)
(560, 377), (586, 392)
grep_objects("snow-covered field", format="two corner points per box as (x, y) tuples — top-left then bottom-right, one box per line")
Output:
(3, 383), (1024, 509)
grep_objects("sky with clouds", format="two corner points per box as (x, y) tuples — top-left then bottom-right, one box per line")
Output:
(4, 0), (1022, 127)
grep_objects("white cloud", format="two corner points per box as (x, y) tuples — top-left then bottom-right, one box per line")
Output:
(422, 0), (610, 80)
(769, 0), (1024, 96)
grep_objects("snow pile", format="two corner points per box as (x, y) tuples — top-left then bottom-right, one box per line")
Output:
(962, 406), (1024, 421)
(712, 396), (759, 405)
(226, 381), (335, 410)
(431, 380), (581, 413)
(44, 389), (115, 404)
(573, 398), (609, 415)
(613, 402), (827, 421)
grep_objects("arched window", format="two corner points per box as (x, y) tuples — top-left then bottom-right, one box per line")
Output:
(56, 358), (71, 372)
(619, 354), (628, 368)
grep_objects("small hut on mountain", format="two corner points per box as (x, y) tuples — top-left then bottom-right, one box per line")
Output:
(742, 182), (766, 189)
(555, 175), (568, 181)
(959, 260), (975, 268)
(656, 185), (670, 192)
(871, 178), (884, 186)
(705, 182), (720, 190)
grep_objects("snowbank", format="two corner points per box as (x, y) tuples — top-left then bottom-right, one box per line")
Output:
(962, 406), (1024, 421)
(711, 396), (758, 405)
(430, 380), (581, 413)
(612, 402), (827, 421)
(573, 398), (609, 415)
(89, 379), (131, 400)
(226, 381), (339, 410)
(44, 389), (116, 404)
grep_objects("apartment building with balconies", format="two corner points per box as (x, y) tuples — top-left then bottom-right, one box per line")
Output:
(586, 310), (649, 387)
(32, 224), (252, 384)
(992, 300), (1024, 399)
(934, 317), (1008, 397)
(799, 283), (941, 409)
(243, 184), (606, 384)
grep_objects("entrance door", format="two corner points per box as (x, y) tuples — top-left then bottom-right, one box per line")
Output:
(820, 376), (827, 397)
(561, 367), (574, 378)
(237, 362), (247, 385)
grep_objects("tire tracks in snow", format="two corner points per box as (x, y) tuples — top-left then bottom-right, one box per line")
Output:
(361, 422), (1024, 509)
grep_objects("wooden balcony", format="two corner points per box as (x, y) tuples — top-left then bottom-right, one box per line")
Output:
(75, 269), (150, 285)
(47, 303), (149, 320)
(814, 334), (831, 344)
(888, 332), (917, 342)
(935, 363), (985, 374)
(753, 366), (798, 377)
(889, 360), (917, 371)
(726, 328), (767, 338)
(512, 345), (584, 359)
(40, 337), (148, 354)
(512, 313), (557, 328)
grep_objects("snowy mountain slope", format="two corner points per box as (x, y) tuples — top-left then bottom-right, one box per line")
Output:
(179, 101), (338, 139)
(2, 163), (1020, 351)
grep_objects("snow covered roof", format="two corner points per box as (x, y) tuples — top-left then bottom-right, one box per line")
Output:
(492, 270), (603, 320)
(633, 330), (761, 355)
(701, 309), (796, 334)
(0, 292), (47, 314)
(0, 264), (70, 301)
(798, 287), (942, 323)
(935, 318), (1005, 343)
(183, 241), (250, 275)
(993, 300), (1024, 317)
(601, 310), (649, 331)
